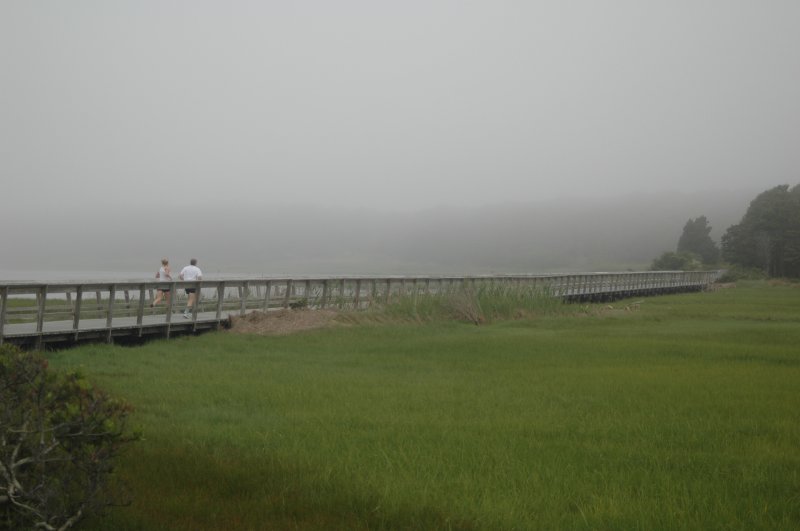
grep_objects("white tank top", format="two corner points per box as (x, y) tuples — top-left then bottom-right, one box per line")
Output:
(158, 266), (169, 281)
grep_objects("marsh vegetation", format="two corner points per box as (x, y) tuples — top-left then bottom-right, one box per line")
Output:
(48, 281), (800, 530)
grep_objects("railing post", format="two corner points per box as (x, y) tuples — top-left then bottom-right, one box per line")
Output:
(216, 282), (225, 324)
(73, 286), (83, 341)
(106, 285), (115, 343)
(321, 279), (328, 309)
(354, 279), (362, 309)
(36, 285), (47, 334)
(0, 286), (7, 345)
(240, 282), (248, 316)
(263, 280), (272, 311)
(191, 281), (201, 327)
(164, 282), (175, 338)
(137, 284), (146, 332)
(106, 286), (115, 326)
(284, 280), (293, 309)
(165, 282), (176, 318)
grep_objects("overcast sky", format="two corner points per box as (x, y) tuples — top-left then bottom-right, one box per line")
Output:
(1, 0), (797, 214)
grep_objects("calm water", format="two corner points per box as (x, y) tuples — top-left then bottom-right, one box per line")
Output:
(0, 269), (330, 283)
(0, 270), (275, 283)
(0, 270), (153, 283)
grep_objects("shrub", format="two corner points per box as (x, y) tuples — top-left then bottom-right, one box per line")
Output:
(650, 251), (702, 271)
(716, 265), (768, 283)
(0, 344), (138, 530)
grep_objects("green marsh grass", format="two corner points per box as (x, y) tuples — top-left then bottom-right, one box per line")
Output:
(47, 281), (800, 530)
(376, 282), (565, 324)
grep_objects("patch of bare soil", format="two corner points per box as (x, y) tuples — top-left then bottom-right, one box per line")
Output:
(709, 282), (737, 291)
(589, 301), (643, 317)
(227, 309), (342, 336)
(767, 279), (800, 288)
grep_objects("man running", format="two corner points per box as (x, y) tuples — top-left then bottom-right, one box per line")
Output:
(179, 258), (203, 318)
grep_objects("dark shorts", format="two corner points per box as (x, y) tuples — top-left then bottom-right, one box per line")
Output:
(158, 287), (171, 293)
(185, 288), (196, 294)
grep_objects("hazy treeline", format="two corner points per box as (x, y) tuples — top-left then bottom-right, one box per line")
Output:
(1, 189), (756, 277)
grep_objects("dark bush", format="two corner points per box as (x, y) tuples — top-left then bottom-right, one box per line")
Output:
(0, 344), (138, 530)
(650, 251), (702, 271)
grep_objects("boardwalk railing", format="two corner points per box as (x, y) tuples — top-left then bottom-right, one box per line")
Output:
(0, 270), (721, 348)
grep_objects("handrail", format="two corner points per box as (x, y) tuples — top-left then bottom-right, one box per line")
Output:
(0, 271), (723, 348)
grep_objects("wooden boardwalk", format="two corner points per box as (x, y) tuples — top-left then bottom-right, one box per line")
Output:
(0, 271), (721, 348)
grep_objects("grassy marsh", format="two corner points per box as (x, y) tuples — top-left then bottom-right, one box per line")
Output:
(48, 281), (800, 530)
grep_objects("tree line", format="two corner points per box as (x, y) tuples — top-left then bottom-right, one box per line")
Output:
(652, 184), (800, 278)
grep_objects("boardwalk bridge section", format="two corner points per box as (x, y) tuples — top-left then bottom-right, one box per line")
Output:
(0, 271), (721, 349)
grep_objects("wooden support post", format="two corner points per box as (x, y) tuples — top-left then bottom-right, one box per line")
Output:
(73, 287), (83, 341)
(339, 278), (345, 308)
(136, 285), (146, 331)
(370, 279), (377, 308)
(106, 286), (115, 343)
(240, 283), (247, 316)
(0, 286), (7, 345)
(263, 281), (272, 311)
(354, 279), (362, 309)
(321, 280), (328, 309)
(164, 282), (174, 339)
(305, 280), (311, 306)
(216, 283), (225, 325)
(36, 286), (46, 334)
(283, 280), (292, 309)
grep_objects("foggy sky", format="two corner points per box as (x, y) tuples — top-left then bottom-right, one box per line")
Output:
(1, 2), (798, 276)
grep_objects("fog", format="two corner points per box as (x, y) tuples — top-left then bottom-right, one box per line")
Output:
(0, 188), (760, 279)
(1, 2), (798, 279)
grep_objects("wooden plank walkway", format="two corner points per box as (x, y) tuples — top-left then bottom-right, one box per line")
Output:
(2, 310), (237, 342)
(0, 271), (722, 348)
